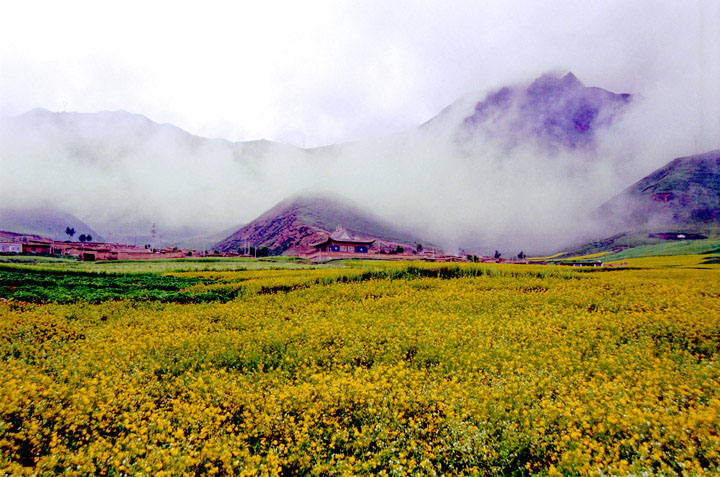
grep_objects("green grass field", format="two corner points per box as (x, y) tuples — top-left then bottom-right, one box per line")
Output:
(599, 239), (720, 262)
(0, 255), (317, 273)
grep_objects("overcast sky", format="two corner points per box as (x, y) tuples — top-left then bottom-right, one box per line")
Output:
(1, 0), (719, 147)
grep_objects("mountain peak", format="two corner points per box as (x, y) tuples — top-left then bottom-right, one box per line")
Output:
(462, 71), (632, 150)
(526, 72), (583, 97)
(562, 71), (582, 86)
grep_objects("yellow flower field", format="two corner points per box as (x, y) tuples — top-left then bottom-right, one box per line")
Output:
(1, 260), (719, 475)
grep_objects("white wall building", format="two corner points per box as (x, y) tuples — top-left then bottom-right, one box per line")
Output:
(0, 242), (22, 253)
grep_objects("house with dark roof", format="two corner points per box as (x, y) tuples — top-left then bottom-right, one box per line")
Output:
(309, 226), (375, 254)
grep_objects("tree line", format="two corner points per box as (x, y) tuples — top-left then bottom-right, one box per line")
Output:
(65, 227), (92, 242)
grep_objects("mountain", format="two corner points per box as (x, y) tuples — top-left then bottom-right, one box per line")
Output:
(10, 108), (303, 162)
(0, 207), (102, 241)
(423, 72), (632, 152)
(599, 149), (720, 231)
(215, 191), (428, 255)
(5, 108), (306, 181)
(0, 73), (648, 254)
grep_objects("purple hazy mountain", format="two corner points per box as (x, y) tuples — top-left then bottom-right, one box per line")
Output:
(460, 72), (632, 151)
(0, 207), (102, 241)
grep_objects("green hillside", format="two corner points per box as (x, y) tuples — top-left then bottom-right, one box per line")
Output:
(599, 149), (720, 229)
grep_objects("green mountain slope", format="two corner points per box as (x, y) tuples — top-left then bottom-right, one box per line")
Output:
(599, 149), (720, 230)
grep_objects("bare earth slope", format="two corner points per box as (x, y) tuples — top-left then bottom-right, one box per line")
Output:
(215, 192), (426, 255)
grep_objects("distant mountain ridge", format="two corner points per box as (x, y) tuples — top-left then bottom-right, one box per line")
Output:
(11, 107), (305, 166)
(0, 207), (102, 241)
(3, 108), (306, 246)
(215, 192), (428, 255)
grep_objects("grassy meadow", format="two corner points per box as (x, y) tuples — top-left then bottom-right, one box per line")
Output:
(1, 254), (719, 475)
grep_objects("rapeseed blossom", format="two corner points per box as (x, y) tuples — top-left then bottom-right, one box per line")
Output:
(1, 260), (719, 474)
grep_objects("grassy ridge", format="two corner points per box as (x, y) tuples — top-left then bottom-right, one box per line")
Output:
(600, 239), (720, 262)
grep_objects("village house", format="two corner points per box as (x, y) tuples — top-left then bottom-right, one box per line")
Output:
(21, 239), (53, 254)
(310, 226), (375, 254)
(1, 229), (199, 261)
(60, 243), (190, 261)
(302, 226), (458, 262)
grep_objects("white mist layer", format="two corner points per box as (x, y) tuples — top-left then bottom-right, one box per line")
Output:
(1, 71), (719, 254)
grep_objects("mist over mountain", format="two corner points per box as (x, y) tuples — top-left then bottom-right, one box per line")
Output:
(1, 71), (717, 254)
(1, 108), (309, 244)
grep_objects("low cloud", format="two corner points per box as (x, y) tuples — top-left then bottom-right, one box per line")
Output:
(3, 66), (717, 254)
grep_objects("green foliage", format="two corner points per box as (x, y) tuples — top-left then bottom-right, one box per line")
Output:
(0, 256), (316, 274)
(0, 267), (231, 304)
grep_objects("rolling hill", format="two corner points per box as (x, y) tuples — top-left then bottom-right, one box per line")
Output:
(599, 149), (720, 231)
(215, 191), (428, 255)
(9, 108), (303, 167)
(559, 149), (720, 257)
